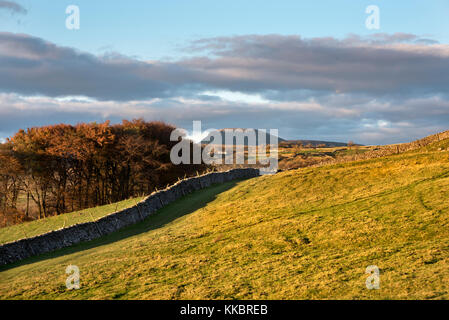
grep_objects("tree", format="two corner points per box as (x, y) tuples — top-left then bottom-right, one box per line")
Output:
(0, 119), (206, 224)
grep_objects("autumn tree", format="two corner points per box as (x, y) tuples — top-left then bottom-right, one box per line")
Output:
(0, 120), (206, 224)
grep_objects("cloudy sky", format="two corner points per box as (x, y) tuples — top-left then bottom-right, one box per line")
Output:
(0, 1), (448, 144)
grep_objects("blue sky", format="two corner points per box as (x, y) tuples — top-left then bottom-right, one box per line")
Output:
(0, 1), (449, 144)
(3, 0), (448, 58)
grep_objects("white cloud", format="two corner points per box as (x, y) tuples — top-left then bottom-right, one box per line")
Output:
(201, 90), (269, 104)
(1, 92), (448, 145)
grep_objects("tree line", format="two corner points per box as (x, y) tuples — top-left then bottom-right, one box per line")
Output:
(0, 120), (205, 226)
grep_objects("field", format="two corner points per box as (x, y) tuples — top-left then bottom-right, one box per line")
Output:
(211, 144), (372, 172)
(278, 144), (373, 170)
(0, 197), (144, 245)
(1, 139), (449, 299)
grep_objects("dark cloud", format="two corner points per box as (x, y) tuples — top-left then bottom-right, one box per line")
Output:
(0, 1), (27, 15)
(185, 34), (449, 98)
(1, 32), (449, 101)
(0, 33), (206, 101)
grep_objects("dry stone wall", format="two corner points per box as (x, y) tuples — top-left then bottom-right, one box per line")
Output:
(307, 130), (449, 169)
(0, 168), (259, 266)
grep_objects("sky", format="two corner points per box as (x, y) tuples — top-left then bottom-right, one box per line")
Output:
(0, 0), (448, 144)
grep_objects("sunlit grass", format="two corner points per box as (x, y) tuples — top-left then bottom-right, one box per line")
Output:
(1, 144), (449, 299)
(0, 197), (144, 245)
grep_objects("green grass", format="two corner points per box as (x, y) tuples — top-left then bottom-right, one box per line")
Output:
(0, 197), (144, 245)
(1, 144), (449, 299)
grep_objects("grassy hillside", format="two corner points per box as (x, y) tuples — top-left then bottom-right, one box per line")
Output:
(1, 141), (449, 299)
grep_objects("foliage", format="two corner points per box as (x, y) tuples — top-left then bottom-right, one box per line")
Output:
(0, 120), (205, 223)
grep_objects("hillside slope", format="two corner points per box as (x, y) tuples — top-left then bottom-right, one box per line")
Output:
(1, 140), (449, 299)
(0, 197), (144, 245)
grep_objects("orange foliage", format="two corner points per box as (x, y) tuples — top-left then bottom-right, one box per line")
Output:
(0, 119), (205, 222)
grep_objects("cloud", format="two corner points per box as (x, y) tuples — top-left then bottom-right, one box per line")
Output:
(0, 1), (27, 15)
(184, 34), (449, 98)
(0, 33), (203, 101)
(1, 32), (448, 145)
(1, 32), (449, 101)
(1, 93), (448, 145)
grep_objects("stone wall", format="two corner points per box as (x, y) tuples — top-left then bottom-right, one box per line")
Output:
(0, 168), (260, 266)
(308, 130), (449, 169)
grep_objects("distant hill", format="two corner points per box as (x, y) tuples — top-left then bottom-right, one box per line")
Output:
(201, 128), (285, 146)
(200, 129), (359, 147)
(283, 140), (359, 147)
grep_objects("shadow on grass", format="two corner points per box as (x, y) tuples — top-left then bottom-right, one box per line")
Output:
(0, 180), (241, 272)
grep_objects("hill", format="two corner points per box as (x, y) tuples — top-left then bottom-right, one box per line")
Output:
(283, 140), (354, 147)
(201, 128), (285, 146)
(200, 129), (357, 147)
(1, 138), (449, 299)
